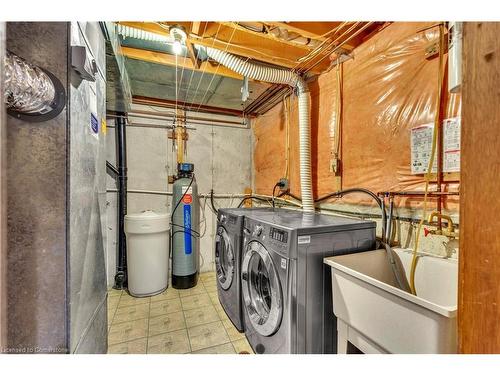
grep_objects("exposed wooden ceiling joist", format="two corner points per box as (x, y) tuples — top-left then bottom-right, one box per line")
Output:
(118, 21), (386, 117)
(268, 21), (378, 53)
(132, 95), (255, 118)
(185, 40), (200, 69)
(117, 21), (330, 74)
(190, 21), (201, 35)
(220, 22), (329, 52)
(121, 46), (244, 80)
(267, 22), (344, 41)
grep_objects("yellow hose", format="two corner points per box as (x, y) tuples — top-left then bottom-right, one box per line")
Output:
(409, 24), (445, 295)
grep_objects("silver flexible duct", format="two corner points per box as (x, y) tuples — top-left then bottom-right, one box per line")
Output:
(4, 51), (56, 114)
(203, 46), (314, 212)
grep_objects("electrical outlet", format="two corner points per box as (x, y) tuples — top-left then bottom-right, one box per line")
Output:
(278, 178), (289, 191)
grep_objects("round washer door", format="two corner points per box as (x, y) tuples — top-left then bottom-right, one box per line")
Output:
(241, 240), (283, 337)
(215, 226), (234, 290)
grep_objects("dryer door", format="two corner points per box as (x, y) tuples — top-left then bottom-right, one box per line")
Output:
(215, 226), (234, 290)
(241, 241), (283, 337)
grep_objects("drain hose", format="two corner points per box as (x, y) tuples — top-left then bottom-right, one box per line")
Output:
(203, 47), (314, 212)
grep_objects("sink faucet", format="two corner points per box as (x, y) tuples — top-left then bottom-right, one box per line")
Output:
(424, 211), (459, 238)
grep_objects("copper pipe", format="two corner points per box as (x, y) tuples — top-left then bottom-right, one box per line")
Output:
(377, 191), (459, 197)
(125, 111), (246, 126)
(436, 24), (447, 230)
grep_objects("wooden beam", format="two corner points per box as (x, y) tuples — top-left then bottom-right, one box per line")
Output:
(121, 46), (243, 80)
(458, 22), (500, 354)
(132, 95), (257, 118)
(191, 21), (202, 35)
(185, 40), (200, 69)
(221, 22), (319, 51)
(117, 22), (329, 73)
(267, 22), (344, 41)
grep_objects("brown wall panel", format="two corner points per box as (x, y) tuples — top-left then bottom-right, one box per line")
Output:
(458, 22), (500, 354)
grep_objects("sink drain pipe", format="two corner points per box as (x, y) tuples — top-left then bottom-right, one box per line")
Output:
(202, 47), (314, 212)
(114, 113), (128, 290)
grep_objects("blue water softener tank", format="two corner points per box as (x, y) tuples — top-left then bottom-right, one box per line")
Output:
(171, 163), (200, 289)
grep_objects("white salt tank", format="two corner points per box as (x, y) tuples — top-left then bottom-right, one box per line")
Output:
(125, 210), (170, 297)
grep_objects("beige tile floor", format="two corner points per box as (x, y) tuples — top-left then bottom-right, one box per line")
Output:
(107, 271), (254, 354)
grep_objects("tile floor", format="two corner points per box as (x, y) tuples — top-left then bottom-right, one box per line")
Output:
(107, 271), (254, 354)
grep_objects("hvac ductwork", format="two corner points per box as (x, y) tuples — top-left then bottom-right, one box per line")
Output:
(4, 51), (65, 121)
(117, 24), (171, 43)
(203, 46), (314, 212)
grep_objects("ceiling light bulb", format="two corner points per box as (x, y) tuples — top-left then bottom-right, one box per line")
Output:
(172, 40), (182, 55)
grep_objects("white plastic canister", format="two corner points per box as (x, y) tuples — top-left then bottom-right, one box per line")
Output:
(124, 210), (170, 297)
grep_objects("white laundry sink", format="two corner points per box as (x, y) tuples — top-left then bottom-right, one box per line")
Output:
(324, 248), (458, 354)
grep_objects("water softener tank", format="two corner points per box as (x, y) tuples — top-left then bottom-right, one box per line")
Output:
(171, 163), (200, 288)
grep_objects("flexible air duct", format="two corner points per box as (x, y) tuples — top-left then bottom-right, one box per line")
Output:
(4, 51), (56, 114)
(117, 24), (171, 43)
(203, 46), (314, 212)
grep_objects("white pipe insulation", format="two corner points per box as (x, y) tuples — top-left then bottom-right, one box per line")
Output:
(202, 46), (315, 212)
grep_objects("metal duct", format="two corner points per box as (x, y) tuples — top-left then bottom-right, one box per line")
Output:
(4, 51), (55, 113)
(4, 51), (65, 121)
(203, 46), (314, 212)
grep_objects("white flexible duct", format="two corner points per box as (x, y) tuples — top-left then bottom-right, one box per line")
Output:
(203, 46), (314, 212)
(117, 24), (172, 43)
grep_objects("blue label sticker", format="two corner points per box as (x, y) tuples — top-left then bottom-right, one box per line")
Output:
(183, 204), (192, 255)
(91, 113), (99, 134)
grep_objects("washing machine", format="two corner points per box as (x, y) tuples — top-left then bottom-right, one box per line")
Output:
(241, 209), (376, 354)
(215, 207), (275, 332)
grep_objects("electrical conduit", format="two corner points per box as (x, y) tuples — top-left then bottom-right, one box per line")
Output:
(202, 46), (314, 212)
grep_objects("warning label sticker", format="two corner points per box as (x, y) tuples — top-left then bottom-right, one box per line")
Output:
(182, 194), (193, 204)
(298, 235), (311, 244)
(410, 118), (461, 174)
(443, 117), (461, 173)
(410, 123), (437, 174)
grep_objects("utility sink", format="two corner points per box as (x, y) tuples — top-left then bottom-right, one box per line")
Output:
(324, 248), (458, 354)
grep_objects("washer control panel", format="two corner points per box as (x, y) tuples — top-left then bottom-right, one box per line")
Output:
(269, 227), (288, 243)
(244, 220), (290, 256)
(268, 226), (289, 254)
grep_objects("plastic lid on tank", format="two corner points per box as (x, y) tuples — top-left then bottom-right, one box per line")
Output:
(125, 210), (169, 221)
(125, 210), (170, 234)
